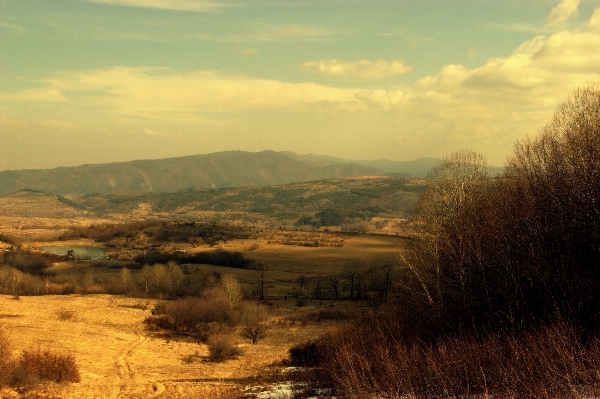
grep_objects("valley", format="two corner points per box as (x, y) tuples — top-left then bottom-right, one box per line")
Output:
(0, 175), (410, 398)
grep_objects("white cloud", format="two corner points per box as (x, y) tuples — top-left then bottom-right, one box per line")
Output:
(546, 0), (580, 28)
(0, 88), (67, 102)
(377, 30), (434, 46)
(235, 45), (258, 55)
(0, 21), (26, 32)
(590, 8), (600, 30)
(7, 68), (366, 118)
(484, 22), (544, 33)
(302, 59), (411, 80)
(253, 24), (328, 42)
(84, 0), (222, 12)
(4, 6), (600, 165)
(193, 24), (328, 43)
(360, 8), (600, 163)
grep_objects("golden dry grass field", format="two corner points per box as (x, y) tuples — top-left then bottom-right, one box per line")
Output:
(0, 203), (403, 398)
(0, 294), (334, 398)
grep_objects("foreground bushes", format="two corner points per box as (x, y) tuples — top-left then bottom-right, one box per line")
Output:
(18, 349), (80, 384)
(207, 334), (242, 362)
(306, 319), (600, 398)
(299, 85), (600, 398)
(398, 84), (600, 339)
(0, 325), (80, 391)
(158, 290), (237, 339)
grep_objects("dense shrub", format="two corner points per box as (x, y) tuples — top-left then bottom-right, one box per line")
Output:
(0, 325), (80, 391)
(143, 315), (174, 331)
(206, 334), (242, 362)
(134, 248), (254, 269)
(308, 85), (600, 398)
(0, 250), (53, 275)
(288, 339), (329, 368)
(315, 318), (600, 399)
(18, 349), (80, 383)
(372, 85), (600, 342)
(150, 289), (237, 340)
(0, 233), (17, 246)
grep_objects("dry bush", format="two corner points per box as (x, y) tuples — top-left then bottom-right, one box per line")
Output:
(0, 324), (15, 387)
(399, 85), (600, 338)
(288, 340), (328, 368)
(1, 325), (80, 391)
(315, 319), (600, 399)
(143, 315), (174, 331)
(18, 349), (81, 384)
(207, 334), (242, 363)
(152, 289), (237, 340)
(56, 309), (76, 321)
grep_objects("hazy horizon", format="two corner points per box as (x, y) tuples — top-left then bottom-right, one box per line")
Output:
(0, 149), (440, 172)
(2, 0), (600, 171)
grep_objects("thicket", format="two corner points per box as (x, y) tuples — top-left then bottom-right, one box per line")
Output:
(144, 282), (268, 361)
(300, 85), (600, 398)
(0, 256), (226, 298)
(146, 288), (237, 339)
(134, 248), (254, 269)
(59, 220), (254, 247)
(58, 220), (160, 241)
(0, 324), (80, 392)
(0, 233), (17, 246)
(0, 250), (55, 275)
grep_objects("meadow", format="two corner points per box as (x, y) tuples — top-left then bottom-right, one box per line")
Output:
(0, 217), (401, 398)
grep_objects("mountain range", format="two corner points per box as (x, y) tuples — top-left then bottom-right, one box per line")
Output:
(0, 151), (438, 198)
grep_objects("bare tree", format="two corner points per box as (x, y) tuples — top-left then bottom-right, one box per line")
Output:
(240, 302), (268, 344)
(252, 261), (267, 300)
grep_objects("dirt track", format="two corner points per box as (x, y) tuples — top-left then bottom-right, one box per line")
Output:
(0, 294), (326, 398)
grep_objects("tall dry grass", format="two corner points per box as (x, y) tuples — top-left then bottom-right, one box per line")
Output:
(0, 323), (80, 392)
(294, 84), (600, 398)
(305, 319), (600, 398)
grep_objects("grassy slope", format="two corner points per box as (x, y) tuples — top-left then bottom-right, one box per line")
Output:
(0, 294), (331, 398)
(81, 177), (425, 224)
(0, 235), (400, 397)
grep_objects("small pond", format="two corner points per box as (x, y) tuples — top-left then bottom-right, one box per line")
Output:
(42, 246), (106, 260)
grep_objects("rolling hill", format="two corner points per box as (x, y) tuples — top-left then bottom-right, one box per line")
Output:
(0, 151), (437, 198)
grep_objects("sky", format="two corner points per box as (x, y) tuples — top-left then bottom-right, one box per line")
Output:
(1, 0), (600, 170)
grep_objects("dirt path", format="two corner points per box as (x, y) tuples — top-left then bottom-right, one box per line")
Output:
(113, 335), (166, 398)
(0, 294), (331, 398)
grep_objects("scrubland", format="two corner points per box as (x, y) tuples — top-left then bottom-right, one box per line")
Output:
(0, 227), (398, 398)
(0, 294), (335, 398)
(2, 84), (600, 399)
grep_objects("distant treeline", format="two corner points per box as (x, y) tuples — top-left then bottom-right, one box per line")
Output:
(59, 220), (255, 247)
(72, 177), (424, 221)
(0, 250), (60, 275)
(134, 248), (254, 269)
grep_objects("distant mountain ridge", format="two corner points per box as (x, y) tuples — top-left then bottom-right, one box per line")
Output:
(0, 151), (438, 197)
(282, 152), (440, 177)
